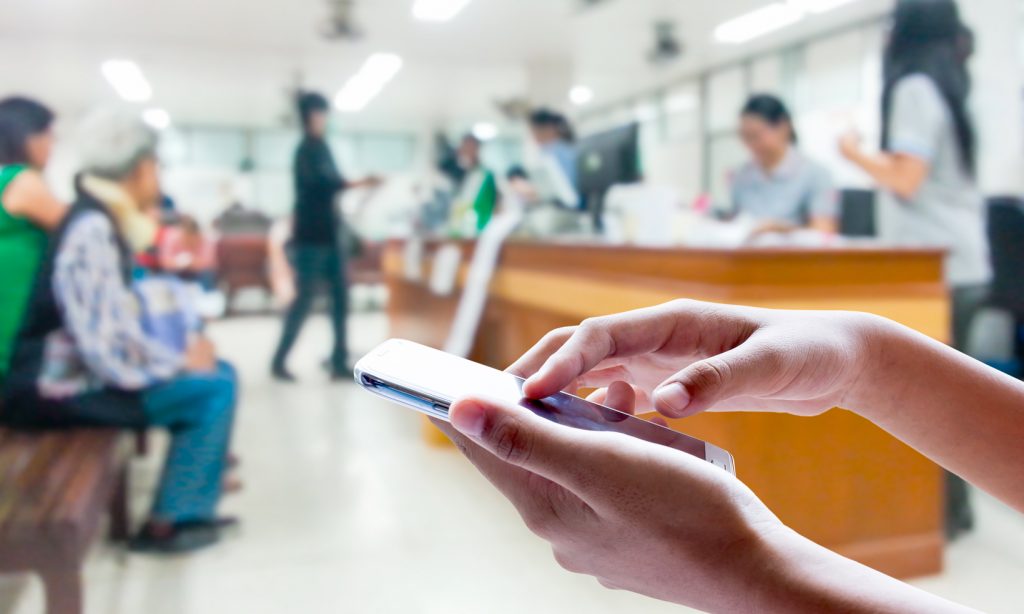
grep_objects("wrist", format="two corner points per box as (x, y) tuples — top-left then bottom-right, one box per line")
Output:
(739, 526), (838, 614)
(743, 527), (857, 613)
(745, 524), (971, 614)
(841, 313), (907, 420)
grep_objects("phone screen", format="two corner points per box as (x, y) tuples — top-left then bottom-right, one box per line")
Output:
(356, 340), (713, 462)
(513, 381), (707, 458)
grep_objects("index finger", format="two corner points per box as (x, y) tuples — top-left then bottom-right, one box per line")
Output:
(507, 327), (575, 378)
(521, 305), (681, 399)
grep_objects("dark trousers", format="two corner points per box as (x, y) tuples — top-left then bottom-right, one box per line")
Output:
(946, 283), (990, 538)
(272, 245), (349, 373)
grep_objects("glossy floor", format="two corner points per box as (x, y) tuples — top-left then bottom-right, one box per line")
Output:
(1, 312), (1023, 614)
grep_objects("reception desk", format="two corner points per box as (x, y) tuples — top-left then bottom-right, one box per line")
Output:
(385, 240), (949, 580)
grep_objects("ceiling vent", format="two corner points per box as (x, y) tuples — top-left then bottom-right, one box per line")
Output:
(648, 20), (683, 66)
(320, 0), (363, 41)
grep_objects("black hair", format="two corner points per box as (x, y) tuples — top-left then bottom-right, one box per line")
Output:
(506, 165), (529, 181)
(529, 108), (576, 143)
(741, 94), (798, 143)
(882, 0), (976, 175)
(297, 91), (330, 131)
(0, 96), (55, 165)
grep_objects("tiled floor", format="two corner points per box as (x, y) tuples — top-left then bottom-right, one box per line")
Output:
(1, 312), (1023, 614)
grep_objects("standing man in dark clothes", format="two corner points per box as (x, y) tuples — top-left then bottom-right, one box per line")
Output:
(271, 92), (380, 382)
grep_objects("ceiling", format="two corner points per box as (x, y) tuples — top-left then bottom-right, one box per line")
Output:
(0, 0), (893, 130)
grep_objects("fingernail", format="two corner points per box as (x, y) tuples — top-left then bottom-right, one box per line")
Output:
(655, 383), (690, 413)
(522, 375), (545, 398)
(451, 403), (486, 438)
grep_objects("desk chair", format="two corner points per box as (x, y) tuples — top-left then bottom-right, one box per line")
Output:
(977, 196), (1024, 377)
(987, 196), (1024, 318)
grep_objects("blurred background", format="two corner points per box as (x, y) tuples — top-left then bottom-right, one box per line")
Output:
(1, 0), (1023, 612)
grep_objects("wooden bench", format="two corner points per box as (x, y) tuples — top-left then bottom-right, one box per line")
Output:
(0, 428), (131, 614)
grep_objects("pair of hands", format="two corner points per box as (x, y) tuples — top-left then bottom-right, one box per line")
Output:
(435, 301), (916, 612)
(184, 335), (217, 373)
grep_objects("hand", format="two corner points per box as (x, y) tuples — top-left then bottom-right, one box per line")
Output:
(838, 130), (863, 161)
(510, 300), (879, 418)
(433, 383), (784, 613)
(184, 336), (217, 373)
(362, 175), (384, 189)
(435, 385), (973, 613)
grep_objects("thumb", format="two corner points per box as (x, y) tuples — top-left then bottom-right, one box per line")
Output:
(449, 396), (599, 496)
(653, 341), (781, 418)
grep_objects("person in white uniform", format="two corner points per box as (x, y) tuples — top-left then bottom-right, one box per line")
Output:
(840, 0), (989, 538)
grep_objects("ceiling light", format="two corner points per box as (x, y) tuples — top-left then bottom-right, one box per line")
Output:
(665, 92), (698, 113)
(788, 0), (858, 14)
(413, 0), (472, 22)
(335, 53), (404, 113)
(142, 108), (171, 131)
(472, 122), (498, 141)
(569, 86), (594, 107)
(101, 60), (152, 102)
(715, 0), (859, 45)
(714, 3), (804, 44)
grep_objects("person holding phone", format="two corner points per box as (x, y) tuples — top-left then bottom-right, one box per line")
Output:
(838, 0), (987, 536)
(434, 299), (1022, 613)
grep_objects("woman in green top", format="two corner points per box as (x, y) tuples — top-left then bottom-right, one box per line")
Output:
(0, 97), (67, 383)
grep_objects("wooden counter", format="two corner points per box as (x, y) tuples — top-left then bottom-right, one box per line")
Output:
(385, 240), (949, 580)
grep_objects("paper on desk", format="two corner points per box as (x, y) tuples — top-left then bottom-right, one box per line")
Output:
(444, 203), (525, 358)
(429, 244), (462, 296)
(403, 238), (425, 282)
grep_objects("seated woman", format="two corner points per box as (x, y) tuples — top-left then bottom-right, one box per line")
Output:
(1, 109), (239, 554)
(731, 94), (838, 235)
(0, 97), (67, 387)
(437, 299), (1023, 612)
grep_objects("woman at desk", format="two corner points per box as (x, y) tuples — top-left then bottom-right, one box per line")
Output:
(731, 95), (838, 234)
(447, 134), (497, 237)
(839, 0), (988, 538)
(528, 108), (579, 204)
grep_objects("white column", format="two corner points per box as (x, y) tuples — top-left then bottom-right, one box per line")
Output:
(961, 0), (1024, 195)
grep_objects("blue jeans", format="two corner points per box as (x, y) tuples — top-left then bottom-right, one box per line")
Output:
(142, 361), (238, 523)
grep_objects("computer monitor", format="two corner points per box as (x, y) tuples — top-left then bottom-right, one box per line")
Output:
(577, 123), (642, 229)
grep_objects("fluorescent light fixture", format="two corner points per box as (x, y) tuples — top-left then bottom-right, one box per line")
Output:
(665, 92), (698, 113)
(472, 122), (498, 141)
(714, 3), (804, 44)
(413, 0), (472, 22)
(335, 53), (404, 113)
(142, 108), (171, 131)
(101, 60), (152, 102)
(715, 0), (860, 45)
(569, 85), (594, 107)
(788, 0), (858, 14)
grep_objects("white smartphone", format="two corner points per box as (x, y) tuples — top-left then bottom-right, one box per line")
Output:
(354, 339), (735, 475)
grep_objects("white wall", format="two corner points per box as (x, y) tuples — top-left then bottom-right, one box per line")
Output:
(576, 2), (1024, 202)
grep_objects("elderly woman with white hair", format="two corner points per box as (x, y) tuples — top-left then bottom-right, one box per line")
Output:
(1, 110), (239, 554)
